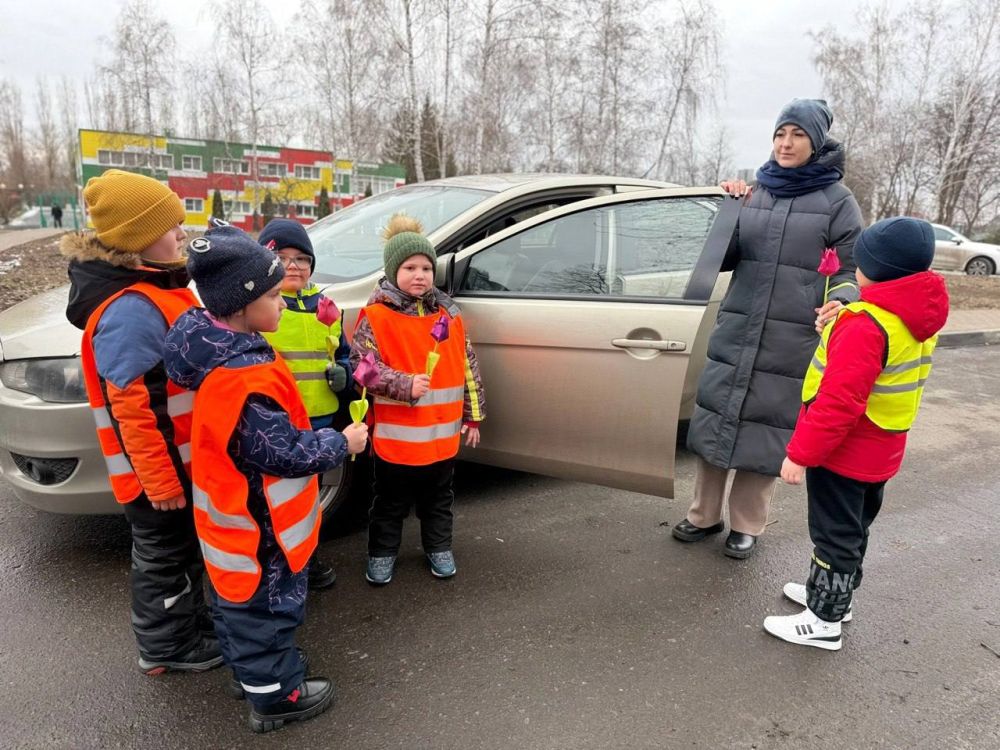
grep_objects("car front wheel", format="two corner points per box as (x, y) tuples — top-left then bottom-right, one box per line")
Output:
(966, 256), (996, 276)
(318, 459), (358, 531)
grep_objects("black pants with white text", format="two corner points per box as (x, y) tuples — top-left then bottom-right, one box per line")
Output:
(806, 466), (886, 622)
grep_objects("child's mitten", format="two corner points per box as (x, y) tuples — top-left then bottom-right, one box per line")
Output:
(326, 363), (348, 392)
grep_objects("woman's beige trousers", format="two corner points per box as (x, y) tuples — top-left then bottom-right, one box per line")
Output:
(686, 456), (777, 536)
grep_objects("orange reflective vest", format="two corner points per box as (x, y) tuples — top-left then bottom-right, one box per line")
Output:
(360, 303), (467, 466)
(190, 361), (321, 603)
(80, 282), (198, 504)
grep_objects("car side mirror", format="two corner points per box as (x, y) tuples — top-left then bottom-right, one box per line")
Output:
(435, 253), (455, 293)
(953, 238), (963, 245)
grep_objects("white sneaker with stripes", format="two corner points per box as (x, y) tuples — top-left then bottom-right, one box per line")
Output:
(763, 608), (842, 651)
(783, 582), (853, 623)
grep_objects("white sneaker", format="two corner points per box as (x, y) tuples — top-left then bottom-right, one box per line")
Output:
(763, 608), (842, 651)
(782, 582), (853, 622)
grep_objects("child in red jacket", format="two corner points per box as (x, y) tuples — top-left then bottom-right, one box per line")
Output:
(765, 217), (949, 651)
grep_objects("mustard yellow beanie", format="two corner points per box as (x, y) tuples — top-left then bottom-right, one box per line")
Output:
(83, 169), (185, 253)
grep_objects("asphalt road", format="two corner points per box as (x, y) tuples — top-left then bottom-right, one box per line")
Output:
(1, 347), (998, 749)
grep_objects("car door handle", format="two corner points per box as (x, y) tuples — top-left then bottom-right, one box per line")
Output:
(612, 338), (687, 352)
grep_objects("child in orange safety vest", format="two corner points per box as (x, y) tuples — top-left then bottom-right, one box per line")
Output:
(350, 214), (486, 585)
(163, 224), (367, 733)
(65, 168), (221, 676)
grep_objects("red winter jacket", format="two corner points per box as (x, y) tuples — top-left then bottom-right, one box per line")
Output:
(785, 271), (949, 482)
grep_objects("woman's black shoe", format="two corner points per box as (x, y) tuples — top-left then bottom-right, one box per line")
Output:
(671, 519), (725, 542)
(248, 677), (335, 733)
(723, 531), (757, 559)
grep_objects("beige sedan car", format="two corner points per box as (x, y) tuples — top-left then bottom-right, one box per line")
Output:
(0, 174), (737, 525)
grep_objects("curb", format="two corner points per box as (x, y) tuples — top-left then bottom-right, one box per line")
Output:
(937, 329), (1000, 348)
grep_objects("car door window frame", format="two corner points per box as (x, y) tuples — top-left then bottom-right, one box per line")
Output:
(448, 188), (740, 305)
(436, 187), (615, 256)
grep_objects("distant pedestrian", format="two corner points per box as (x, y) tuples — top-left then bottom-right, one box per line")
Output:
(51, 202), (63, 228)
(673, 98), (863, 559)
(164, 224), (367, 732)
(350, 214), (485, 585)
(764, 217), (949, 650)
(64, 169), (221, 675)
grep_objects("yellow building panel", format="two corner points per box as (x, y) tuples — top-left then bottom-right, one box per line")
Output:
(80, 129), (167, 158)
(281, 180), (322, 202)
(184, 209), (209, 228)
(335, 159), (353, 172)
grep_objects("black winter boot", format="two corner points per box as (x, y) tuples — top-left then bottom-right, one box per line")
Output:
(307, 557), (337, 590)
(248, 677), (335, 733)
(226, 647), (309, 699)
(138, 635), (224, 675)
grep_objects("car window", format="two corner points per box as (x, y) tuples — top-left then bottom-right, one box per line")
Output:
(933, 227), (956, 242)
(459, 196), (722, 299)
(447, 194), (612, 254)
(308, 185), (492, 281)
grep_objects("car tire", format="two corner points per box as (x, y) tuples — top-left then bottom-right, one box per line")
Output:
(317, 452), (373, 537)
(318, 459), (353, 526)
(965, 256), (996, 276)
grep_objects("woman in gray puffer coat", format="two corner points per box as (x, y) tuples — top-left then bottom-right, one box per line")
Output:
(672, 98), (863, 559)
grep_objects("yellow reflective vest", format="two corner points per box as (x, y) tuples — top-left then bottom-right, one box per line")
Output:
(802, 301), (936, 432)
(263, 286), (342, 418)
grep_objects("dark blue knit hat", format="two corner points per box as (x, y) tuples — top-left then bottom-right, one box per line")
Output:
(774, 98), (833, 153)
(187, 224), (285, 317)
(854, 217), (935, 282)
(258, 218), (315, 272)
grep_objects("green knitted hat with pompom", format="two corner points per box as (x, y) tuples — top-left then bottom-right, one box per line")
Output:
(382, 214), (437, 284)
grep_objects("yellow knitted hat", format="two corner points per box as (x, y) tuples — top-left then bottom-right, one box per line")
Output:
(83, 169), (185, 253)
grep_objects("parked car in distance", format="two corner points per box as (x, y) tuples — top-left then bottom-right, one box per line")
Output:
(0, 174), (738, 528)
(930, 223), (1000, 276)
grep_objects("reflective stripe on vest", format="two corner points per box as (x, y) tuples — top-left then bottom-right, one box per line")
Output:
(80, 283), (198, 504)
(802, 301), (936, 431)
(262, 287), (342, 419)
(361, 303), (467, 466)
(191, 360), (321, 603)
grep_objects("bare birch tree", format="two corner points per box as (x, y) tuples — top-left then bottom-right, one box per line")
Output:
(373, 0), (428, 181)
(931, 0), (1000, 226)
(210, 0), (286, 219)
(0, 80), (29, 191)
(646, 0), (721, 181)
(294, 0), (387, 160)
(813, 0), (1000, 227)
(101, 0), (176, 143)
(57, 77), (79, 188)
(34, 80), (61, 187)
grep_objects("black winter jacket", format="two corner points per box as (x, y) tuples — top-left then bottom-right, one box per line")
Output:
(687, 150), (863, 476)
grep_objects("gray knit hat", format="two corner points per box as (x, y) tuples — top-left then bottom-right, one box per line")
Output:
(774, 98), (834, 153)
(187, 224), (285, 317)
(382, 213), (436, 284)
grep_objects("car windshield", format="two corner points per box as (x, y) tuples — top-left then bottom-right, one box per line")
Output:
(309, 185), (493, 281)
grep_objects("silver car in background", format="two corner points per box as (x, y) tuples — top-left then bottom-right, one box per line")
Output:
(931, 222), (1000, 276)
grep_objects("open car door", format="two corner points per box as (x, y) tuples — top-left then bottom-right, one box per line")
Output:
(443, 187), (740, 498)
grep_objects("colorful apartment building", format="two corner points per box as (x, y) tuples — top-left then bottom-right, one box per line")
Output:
(78, 129), (406, 231)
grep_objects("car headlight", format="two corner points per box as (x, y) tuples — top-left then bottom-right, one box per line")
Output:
(0, 357), (88, 403)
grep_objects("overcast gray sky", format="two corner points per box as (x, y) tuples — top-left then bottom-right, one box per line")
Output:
(1, 0), (906, 171)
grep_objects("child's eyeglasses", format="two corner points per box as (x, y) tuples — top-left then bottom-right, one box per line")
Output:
(277, 256), (311, 269)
